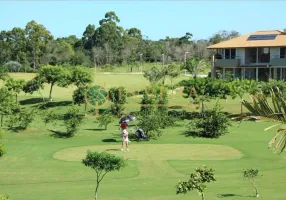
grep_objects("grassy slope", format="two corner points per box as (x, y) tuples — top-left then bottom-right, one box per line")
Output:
(0, 73), (285, 200)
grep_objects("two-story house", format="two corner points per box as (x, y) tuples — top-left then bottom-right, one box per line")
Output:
(207, 30), (286, 81)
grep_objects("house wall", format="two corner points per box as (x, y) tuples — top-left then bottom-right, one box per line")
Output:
(236, 48), (245, 65)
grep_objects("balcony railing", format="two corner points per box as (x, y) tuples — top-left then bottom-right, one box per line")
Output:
(214, 56), (241, 67)
(271, 55), (286, 66)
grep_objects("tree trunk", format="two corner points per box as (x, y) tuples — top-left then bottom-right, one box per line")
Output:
(49, 83), (54, 101)
(95, 181), (99, 200)
(85, 102), (87, 112)
(33, 50), (36, 70)
(15, 94), (18, 103)
(201, 192), (205, 200)
(240, 102), (243, 116)
(252, 182), (259, 198)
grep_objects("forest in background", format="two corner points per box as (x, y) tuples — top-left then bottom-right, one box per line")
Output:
(0, 11), (240, 72)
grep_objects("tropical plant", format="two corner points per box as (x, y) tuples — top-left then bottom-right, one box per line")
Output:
(241, 88), (286, 154)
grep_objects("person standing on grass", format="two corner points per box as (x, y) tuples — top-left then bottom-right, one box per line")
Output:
(121, 129), (129, 151)
(120, 121), (130, 151)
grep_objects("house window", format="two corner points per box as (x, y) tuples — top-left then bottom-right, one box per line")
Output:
(280, 47), (286, 58)
(224, 49), (236, 59)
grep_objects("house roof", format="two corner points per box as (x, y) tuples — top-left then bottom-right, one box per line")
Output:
(207, 30), (286, 49)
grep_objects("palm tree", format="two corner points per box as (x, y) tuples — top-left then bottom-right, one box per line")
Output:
(185, 56), (207, 78)
(241, 88), (286, 154)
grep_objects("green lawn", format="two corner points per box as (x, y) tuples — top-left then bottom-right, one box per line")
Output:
(0, 73), (285, 200)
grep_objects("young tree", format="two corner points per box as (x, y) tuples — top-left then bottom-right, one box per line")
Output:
(38, 65), (70, 100)
(64, 107), (84, 137)
(108, 87), (127, 116)
(229, 79), (258, 115)
(175, 166), (216, 200)
(97, 112), (114, 130)
(4, 77), (25, 102)
(22, 76), (46, 103)
(0, 66), (8, 81)
(243, 168), (261, 198)
(72, 86), (88, 111)
(82, 151), (126, 200)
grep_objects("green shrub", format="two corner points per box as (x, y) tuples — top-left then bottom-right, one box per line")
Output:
(0, 194), (9, 200)
(97, 112), (114, 130)
(7, 108), (35, 131)
(0, 144), (6, 157)
(64, 107), (84, 137)
(188, 104), (231, 138)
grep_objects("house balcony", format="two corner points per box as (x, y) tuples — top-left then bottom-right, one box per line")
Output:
(271, 55), (286, 67)
(214, 56), (241, 67)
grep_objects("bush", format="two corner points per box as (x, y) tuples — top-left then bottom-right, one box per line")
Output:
(6, 108), (35, 131)
(97, 112), (114, 130)
(64, 107), (84, 137)
(188, 104), (231, 138)
(0, 144), (6, 157)
(0, 194), (9, 200)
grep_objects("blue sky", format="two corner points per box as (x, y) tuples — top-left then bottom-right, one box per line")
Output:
(1, 1), (286, 40)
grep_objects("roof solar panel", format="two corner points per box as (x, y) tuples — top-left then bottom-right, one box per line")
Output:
(247, 34), (278, 41)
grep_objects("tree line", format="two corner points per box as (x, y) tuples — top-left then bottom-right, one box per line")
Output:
(0, 11), (240, 71)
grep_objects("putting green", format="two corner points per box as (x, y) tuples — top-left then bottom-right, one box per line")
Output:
(53, 144), (243, 162)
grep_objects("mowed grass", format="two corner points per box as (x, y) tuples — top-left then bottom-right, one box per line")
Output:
(0, 73), (286, 200)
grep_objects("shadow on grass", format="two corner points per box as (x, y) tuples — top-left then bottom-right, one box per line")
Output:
(105, 148), (121, 152)
(48, 129), (72, 138)
(19, 97), (48, 105)
(85, 128), (105, 131)
(7, 126), (26, 133)
(102, 138), (117, 142)
(169, 105), (183, 109)
(39, 101), (73, 110)
(217, 194), (249, 198)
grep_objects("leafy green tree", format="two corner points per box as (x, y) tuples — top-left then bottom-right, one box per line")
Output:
(64, 107), (84, 137)
(25, 20), (53, 69)
(243, 168), (261, 198)
(69, 66), (93, 87)
(0, 66), (8, 80)
(0, 87), (15, 128)
(0, 194), (9, 200)
(176, 166), (216, 200)
(229, 79), (259, 115)
(97, 112), (114, 130)
(108, 87), (127, 116)
(188, 103), (231, 138)
(4, 77), (25, 102)
(38, 65), (70, 100)
(73, 86), (88, 111)
(22, 76), (46, 103)
(82, 151), (126, 200)
(180, 78), (230, 113)
(4, 61), (22, 72)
